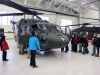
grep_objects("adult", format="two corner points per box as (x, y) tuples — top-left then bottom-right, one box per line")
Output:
(19, 30), (27, 55)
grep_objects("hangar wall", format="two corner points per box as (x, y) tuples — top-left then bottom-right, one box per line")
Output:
(0, 4), (79, 39)
(0, 4), (24, 39)
(80, 9), (99, 27)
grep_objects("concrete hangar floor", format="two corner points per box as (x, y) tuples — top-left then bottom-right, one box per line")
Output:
(0, 40), (100, 75)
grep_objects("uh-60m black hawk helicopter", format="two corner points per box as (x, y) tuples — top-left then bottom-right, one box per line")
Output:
(0, 0), (100, 53)
(14, 18), (69, 50)
(0, 0), (70, 52)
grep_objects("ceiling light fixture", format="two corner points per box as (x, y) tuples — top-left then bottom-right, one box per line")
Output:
(70, 0), (73, 1)
(81, 2), (86, 5)
(91, 6), (94, 7)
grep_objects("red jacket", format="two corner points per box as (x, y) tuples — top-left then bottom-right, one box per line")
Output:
(73, 36), (79, 45)
(1, 41), (9, 51)
(85, 37), (88, 43)
(91, 37), (94, 44)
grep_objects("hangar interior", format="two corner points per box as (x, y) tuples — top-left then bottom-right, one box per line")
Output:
(0, 0), (100, 75)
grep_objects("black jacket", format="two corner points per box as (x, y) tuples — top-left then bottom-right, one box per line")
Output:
(95, 37), (100, 47)
(93, 37), (97, 45)
(71, 37), (74, 44)
(79, 35), (83, 43)
(82, 37), (88, 47)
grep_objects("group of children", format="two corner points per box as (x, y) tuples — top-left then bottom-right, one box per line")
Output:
(70, 33), (100, 57)
(71, 33), (89, 54)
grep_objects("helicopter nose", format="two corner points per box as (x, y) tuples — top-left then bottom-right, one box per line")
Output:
(47, 35), (69, 48)
(39, 34), (69, 49)
(59, 37), (69, 45)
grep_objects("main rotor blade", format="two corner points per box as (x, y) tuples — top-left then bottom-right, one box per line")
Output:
(0, 13), (24, 16)
(0, 0), (42, 19)
(0, 0), (31, 13)
(25, 6), (100, 21)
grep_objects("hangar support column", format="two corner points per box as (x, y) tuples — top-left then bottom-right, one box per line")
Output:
(79, 12), (84, 27)
(99, 8), (100, 25)
(78, 15), (80, 27)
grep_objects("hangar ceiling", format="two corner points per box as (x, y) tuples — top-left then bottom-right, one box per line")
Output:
(11, 0), (100, 15)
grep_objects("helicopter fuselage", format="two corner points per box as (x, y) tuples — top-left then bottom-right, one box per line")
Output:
(14, 19), (69, 50)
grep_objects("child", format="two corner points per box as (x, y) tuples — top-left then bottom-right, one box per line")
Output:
(78, 33), (83, 53)
(29, 31), (40, 68)
(85, 35), (89, 53)
(73, 34), (79, 52)
(82, 34), (88, 54)
(71, 34), (74, 51)
(0, 36), (9, 61)
(91, 33), (97, 56)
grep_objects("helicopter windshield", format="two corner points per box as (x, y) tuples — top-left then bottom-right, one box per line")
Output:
(39, 24), (62, 33)
(39, 24), (51, 33)
(50, 25), (62, 33)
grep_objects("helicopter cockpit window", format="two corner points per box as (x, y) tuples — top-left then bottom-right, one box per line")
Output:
(39, 24), (51, 33)
(56, 26), (62, 32)
(38, 24), (62, 33)
(50, 25), (62, 33)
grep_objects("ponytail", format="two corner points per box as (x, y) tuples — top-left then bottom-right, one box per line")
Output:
(0, 36), (5, 47)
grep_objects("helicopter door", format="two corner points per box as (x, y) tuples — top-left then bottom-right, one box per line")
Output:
(61, 26), (71, 35)
(18, 25), (31, 44)
(31, 24), (37, 30)
(60, 26), (71, 39)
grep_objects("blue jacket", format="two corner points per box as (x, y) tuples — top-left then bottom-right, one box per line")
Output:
(29, 36), (40, 50)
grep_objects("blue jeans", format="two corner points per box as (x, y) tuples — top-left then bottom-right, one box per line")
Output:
(83, 47), (86, 54)
(92, 45), (96, 55)
(83, 47), (88, 54)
